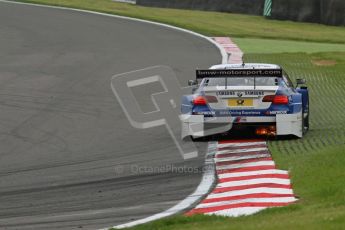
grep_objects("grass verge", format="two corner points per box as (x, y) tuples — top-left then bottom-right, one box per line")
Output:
(234, 38), (345, 54)
(11, 0), (345, 44)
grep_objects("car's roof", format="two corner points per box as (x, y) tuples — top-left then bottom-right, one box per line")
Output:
(210, 63), (281, 70)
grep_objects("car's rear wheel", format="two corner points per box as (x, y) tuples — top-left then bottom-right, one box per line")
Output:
(304, 114), (309, 130)
(302, 100), (310, 134)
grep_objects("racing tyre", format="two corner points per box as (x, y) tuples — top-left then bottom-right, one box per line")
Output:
(302, 100), (310, 134)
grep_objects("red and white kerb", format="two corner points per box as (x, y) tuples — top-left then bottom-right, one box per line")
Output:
(186, 140), (297, 217)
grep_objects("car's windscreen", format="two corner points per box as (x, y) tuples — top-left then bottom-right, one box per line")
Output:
(202, 77), (279, 87)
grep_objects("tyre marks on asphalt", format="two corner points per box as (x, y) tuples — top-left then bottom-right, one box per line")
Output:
(186, 140), (297, 217)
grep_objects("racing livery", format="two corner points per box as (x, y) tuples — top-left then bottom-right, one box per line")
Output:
(181, 63), (309, 138)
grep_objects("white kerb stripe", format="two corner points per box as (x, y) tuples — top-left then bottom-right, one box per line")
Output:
(216, 160), (275, 170)
(207, 187), (294, 199)
(218, 169), (288, 179)
(206, 207), (267, 217)
(217, 178), (291, 188)
(217, 142), (266, 148)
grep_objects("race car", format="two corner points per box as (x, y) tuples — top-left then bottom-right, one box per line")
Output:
(181, 63), (309, 138)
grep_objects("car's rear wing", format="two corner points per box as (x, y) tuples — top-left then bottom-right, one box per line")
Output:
(196, 69), (282, 79)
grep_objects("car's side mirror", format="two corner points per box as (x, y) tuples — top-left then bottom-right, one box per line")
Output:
(188, 79), (198, 86)
(296, 78), (306, 86)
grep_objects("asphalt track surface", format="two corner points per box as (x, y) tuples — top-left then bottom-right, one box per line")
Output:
(0, 2), (221, 229)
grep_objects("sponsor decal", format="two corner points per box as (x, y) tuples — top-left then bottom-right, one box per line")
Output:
(194, 111), (215, 116)
(217, 91), (235, 96)
(216, 110), (263, 116)
(266, 111), (288, 115)
(244, 91), (264, 96)
(237, 99), (245, 106)
(216, 91), (264, 96)
(230, 111), (261, 116)
(241, 111), (261, 115)
(218, 111), (232, 116)
(196, 69), (282, 79)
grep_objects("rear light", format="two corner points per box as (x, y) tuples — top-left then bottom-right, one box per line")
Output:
(273, 95), (289, 104)
(192, 96), (207, 105)
(262, 95), (289, 105)
(262, 95), (275, 102)
(192, 95), (218, 105)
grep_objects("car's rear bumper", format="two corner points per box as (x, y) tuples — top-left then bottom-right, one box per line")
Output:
(181, 112), (303, 138)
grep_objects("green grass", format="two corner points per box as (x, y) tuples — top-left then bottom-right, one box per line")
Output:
(14, 0), (345, 44)
(234, 38), (345, 53)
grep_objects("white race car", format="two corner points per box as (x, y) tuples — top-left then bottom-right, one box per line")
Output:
(181, 63), (309, 138)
